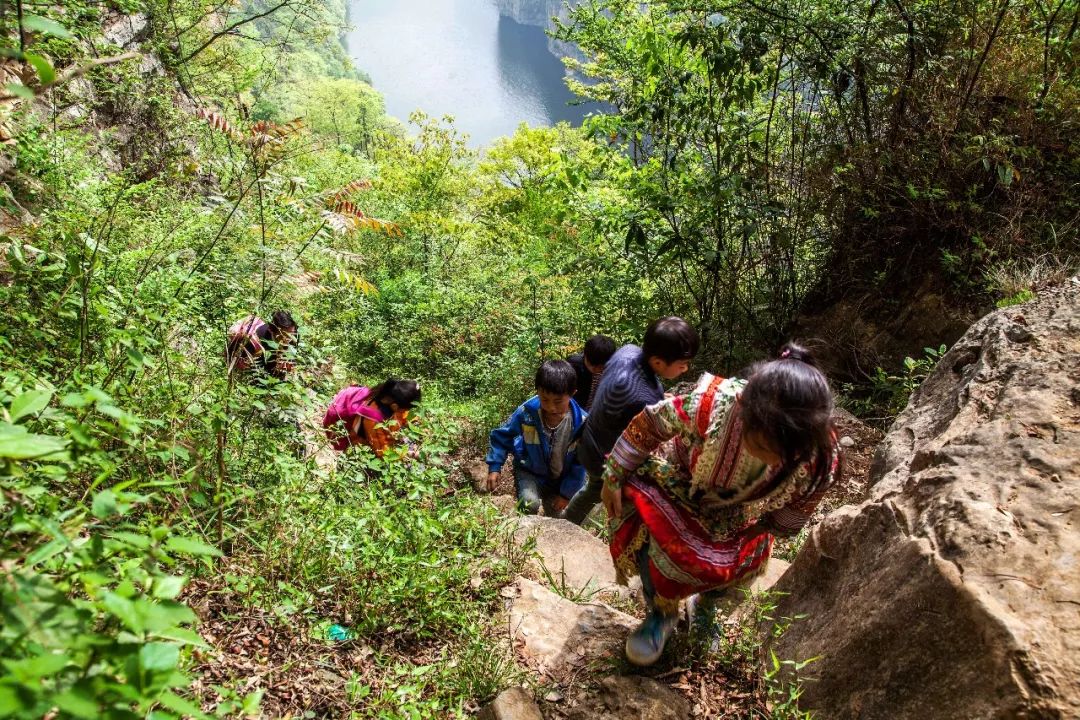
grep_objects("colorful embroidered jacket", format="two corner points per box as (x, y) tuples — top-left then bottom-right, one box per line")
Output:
(226, 315), (295, 378)
(486, 396), (588, 499)
(602, 373), (840, 538)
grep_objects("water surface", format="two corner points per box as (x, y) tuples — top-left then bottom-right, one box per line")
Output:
(346, 0), (588, 146)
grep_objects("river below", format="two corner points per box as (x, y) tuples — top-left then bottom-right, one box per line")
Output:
(346, 0), (589, 147)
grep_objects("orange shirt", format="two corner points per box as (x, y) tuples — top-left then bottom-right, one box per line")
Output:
(352, 407), (410, 457)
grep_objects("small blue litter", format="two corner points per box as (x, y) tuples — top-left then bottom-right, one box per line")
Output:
(326, 624), (355, 641)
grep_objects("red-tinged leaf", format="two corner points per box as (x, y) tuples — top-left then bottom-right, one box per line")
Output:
(195, 108), (239, 140)
(333, 179), (373, 199)
(272, 117), (305, 137)
(331, 199), (366, 219)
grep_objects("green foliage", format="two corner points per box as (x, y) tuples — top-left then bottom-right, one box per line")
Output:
(2, 0), (1075, 714)
(843, 345), (947, 423)
(557, 2), (808, 363)
(557, 0), (1079, 366)
(0, 374), (230, 719)
(762, 650), (818, 720)
(996, 288), (1036, 308)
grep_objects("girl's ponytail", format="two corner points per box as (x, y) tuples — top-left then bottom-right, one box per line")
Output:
(777, 341), (819, 368)
(741, 341), (837, 489)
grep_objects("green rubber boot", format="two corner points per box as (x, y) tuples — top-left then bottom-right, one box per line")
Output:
(625, 608), (678, 666)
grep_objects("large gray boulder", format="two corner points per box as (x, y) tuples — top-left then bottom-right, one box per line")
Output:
(767, 285), (1080, 719)
(513, 515), (630, 601)
(505, 577), (635, 682)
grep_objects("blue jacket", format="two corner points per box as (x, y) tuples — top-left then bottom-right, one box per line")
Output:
(486, 395), (588, 499)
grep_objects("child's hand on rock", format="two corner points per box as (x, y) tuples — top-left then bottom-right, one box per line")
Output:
(486, 471), (500, 492)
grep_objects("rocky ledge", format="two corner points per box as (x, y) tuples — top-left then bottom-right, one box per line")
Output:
(768, 283), (1080, 719)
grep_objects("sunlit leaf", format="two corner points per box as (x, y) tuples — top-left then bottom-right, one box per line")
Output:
(9, 389), (52, 422)
(22, 14), (74, 39)
(23, 53), (55, 86)
(165, 535), (222, 557)
(4, 82), (34, 100)
(0, 423), (68, 459)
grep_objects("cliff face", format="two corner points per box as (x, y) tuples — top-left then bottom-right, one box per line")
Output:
(492, 0), (584, 58)
(492, 0), (566, 27)
(766, 284), (1080, 719)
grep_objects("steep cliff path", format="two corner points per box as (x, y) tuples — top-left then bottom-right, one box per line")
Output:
(464, 409), (881, 719)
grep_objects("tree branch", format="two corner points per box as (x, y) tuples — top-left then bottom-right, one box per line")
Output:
(180, 0), (294, 63)
(0, 52), (140, 102)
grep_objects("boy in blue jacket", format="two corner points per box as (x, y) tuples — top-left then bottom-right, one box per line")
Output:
(486, 360), (588, 515)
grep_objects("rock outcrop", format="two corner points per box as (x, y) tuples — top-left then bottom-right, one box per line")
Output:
(513, 515), (630, 601)
(768, 285), (1080, 719)
(506, 576), (635, 682)
(503, 577), (691, 718)
(479, 687), (544, 720)
(492, 0), (585, 60)
(564, 675), (689, 720)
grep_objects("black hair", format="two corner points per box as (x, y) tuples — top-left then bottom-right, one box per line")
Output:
(270, 310), (297, 332)
(740, 342), (837, 488)
(642, 316), (700, 363)
(373, 378), (422, 410)
(583, 335), (616, 366)
(534, 360), (577, 396)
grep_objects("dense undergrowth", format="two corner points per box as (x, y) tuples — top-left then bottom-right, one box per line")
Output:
(0, 0), (1076, 717)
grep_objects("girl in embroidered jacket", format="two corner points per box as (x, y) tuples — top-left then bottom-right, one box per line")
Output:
(600, 342), (841, 666)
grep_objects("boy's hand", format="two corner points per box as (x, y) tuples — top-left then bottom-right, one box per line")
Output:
(601, 481), (623, 518)
(486, 471), (500, 492)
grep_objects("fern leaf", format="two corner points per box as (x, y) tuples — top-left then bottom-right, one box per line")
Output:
(357, 217), (403, 237)
(332, 268), (379, 296)
(321, 209), (358, 235)
(272, 117), (305, 138)
(332, 179), (373, 199)
(196, 108), (240, 140)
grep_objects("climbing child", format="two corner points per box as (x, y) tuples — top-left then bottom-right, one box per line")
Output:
(485, 360), (587, 515)
(566, 334), (616, 411)
(323, 378), (421, 457)
(561, 317), (699, 525)
(226, 310), (299, 379)
(602, 343), (841, 665)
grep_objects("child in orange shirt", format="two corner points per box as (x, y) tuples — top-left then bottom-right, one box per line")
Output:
(323, 378), (421, 456)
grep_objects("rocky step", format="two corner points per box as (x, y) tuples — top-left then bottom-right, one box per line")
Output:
(480, 687), (543, 720)
(506, 576), (635, 683)
(512, 514), (635, 604)
(500, 576), (690, 719)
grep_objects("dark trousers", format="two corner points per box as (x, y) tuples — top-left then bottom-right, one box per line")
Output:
(514, 466), (561, 516)
(560, 471), (603, 525)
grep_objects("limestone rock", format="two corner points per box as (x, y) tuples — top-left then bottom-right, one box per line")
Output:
(467, 459), (491, 492)
(491, 0), (585, 60)
(566, 675), (690, 720)
(768, 286), (1080, 719)
(718, 557), (789, 620)
(513, 515), (629, 601)
(478, 687), (542, 720)
(506, 577), (636, 682)
(102, 13), (150, 49)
